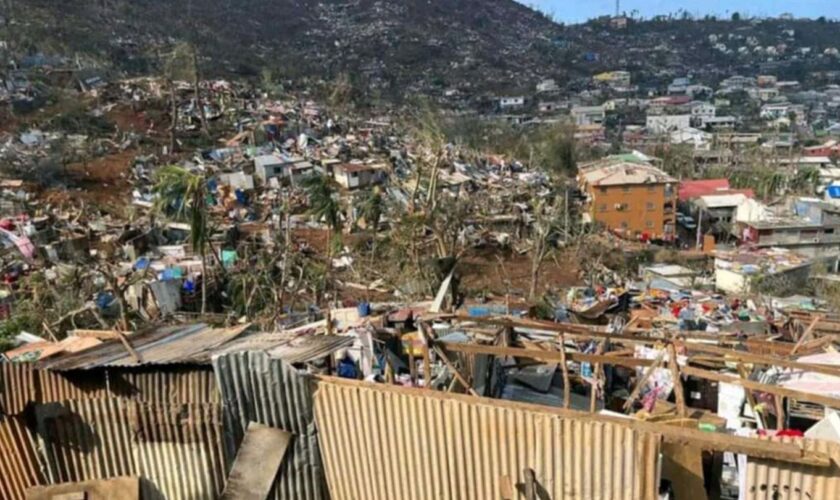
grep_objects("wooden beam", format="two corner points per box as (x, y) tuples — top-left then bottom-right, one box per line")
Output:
(115, 330), (141, 364)
(624, 350), (666, 412)
(683, 341), (840, 378)
(433, 345), (479, 397)
(791, 315), (822, 355)
(558, 336), (570, 408)
(737, 364), (766, 430)
(438, 342), (656, 370)
(590, 339), (607, 413)
(681, 365), (840, 410)
(668, 344), (686, 417)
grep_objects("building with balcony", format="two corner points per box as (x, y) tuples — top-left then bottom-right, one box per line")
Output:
(578, 157), (677, 241)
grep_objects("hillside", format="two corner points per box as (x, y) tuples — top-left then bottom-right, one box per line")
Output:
(3, 1), (840, 98)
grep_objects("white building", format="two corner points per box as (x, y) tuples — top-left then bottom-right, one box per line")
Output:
(646, 114), (691, 134)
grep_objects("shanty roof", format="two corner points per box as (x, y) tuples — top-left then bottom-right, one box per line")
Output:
(579, 160), (675, 187)
(33, 322), (352, 371)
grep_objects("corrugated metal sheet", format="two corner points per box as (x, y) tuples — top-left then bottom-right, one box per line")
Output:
(36, 397), (136, 484)
(213, 351), (328, 500)
(111, 367), (220, 404)
(38, 324), (251, 371)
(38, 368), (111, 404)
(0, 416), (45, 500)
(213, 332), (354, 364)
(314, 378), (661, 500)
(0, 363), (36, 415)
(745, 436), (840, 500)
(35, 398), (227, 500)
(130, 402), (226, 500)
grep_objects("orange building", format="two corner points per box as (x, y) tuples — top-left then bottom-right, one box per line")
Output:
(578, 159), (677, 241)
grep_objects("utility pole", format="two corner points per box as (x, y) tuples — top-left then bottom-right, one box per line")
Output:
(615, 0), (620, 17)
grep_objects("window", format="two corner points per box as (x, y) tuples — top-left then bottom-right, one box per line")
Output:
(646, 202), (655, 211)
(622, 186), (631, 193)
(598, 204), (608, 212)
(645, 220), (654, 228)
(647, 185), (656, 192)
(620, 221), (629, 229)
(599, 187), (608, 194)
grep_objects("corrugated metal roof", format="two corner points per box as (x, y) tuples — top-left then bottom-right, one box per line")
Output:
(37, 324), (252, 371)
(214, 332), (354, 364)
(745, 436), (840, 500)
(0, 416), (45, 500)
(213, 352), (328, 500)
(314, 378), (661, 500)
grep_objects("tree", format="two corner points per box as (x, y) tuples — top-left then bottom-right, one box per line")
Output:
(731, 12), (741, 22)
(152, 165), (211, 313)
(300, 174), (343, 305)
(528, 193), (574, 300)
(356, 187), (385, 263)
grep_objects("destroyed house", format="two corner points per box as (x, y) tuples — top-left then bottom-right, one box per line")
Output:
(253, 153), (313, 184)
(0, 322), (355, 500)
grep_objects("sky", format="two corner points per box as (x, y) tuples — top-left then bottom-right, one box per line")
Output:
(520, 1), (836, 24)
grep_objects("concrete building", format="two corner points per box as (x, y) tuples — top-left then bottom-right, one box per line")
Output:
(578, 157), (677, 241)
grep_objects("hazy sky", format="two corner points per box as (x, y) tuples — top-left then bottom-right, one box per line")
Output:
(521, 1), (836, 23)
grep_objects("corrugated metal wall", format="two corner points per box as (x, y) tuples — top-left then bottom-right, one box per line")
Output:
(35, 397), (227, 500)
(314, 379), (661, 500)
(131, 402), (226, 500)
(745, 436), (840, 500)
(213, 351), (328, 500)
(0, 416), (45, 499)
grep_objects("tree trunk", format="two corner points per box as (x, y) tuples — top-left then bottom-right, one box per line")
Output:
(200, 245), (207, 314)
(168, 80), (178, 154)
(192, 45), (210, 137)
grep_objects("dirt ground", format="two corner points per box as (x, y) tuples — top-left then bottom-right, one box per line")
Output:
(459, 246), (581, 298)
(39, 149), (136, 208)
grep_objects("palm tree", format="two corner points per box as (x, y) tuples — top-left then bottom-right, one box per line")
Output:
(300, 174), (342, 305)
(152, 165), (210, 313)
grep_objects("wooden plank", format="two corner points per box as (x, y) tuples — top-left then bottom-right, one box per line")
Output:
(433, 345), (479, 397)
(115, 331), (141, 364)
(668, 344), (686, 417)
(624, 350), (666, 412)
(221, 422), (292, 500)
(681, 365), (840, 410)
(791, 315), (822, 355)
(684, 341), (840, 378)
(438, 342), (656, 370)
(737, 364), (767, 430)
(558, 336), (570, 408)
(590, 339), (607, 413)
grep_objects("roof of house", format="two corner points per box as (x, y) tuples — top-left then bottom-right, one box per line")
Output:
(579, 160), (675, 187)
(679, 179), (730, 200)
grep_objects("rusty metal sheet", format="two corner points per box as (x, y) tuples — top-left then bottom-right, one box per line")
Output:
(0, 416), (45, 500)
(314, 378), (661, 500)
(221, 422), (293, 500)
(745, 436), (840, 500)
(212, 351), (328, 500)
